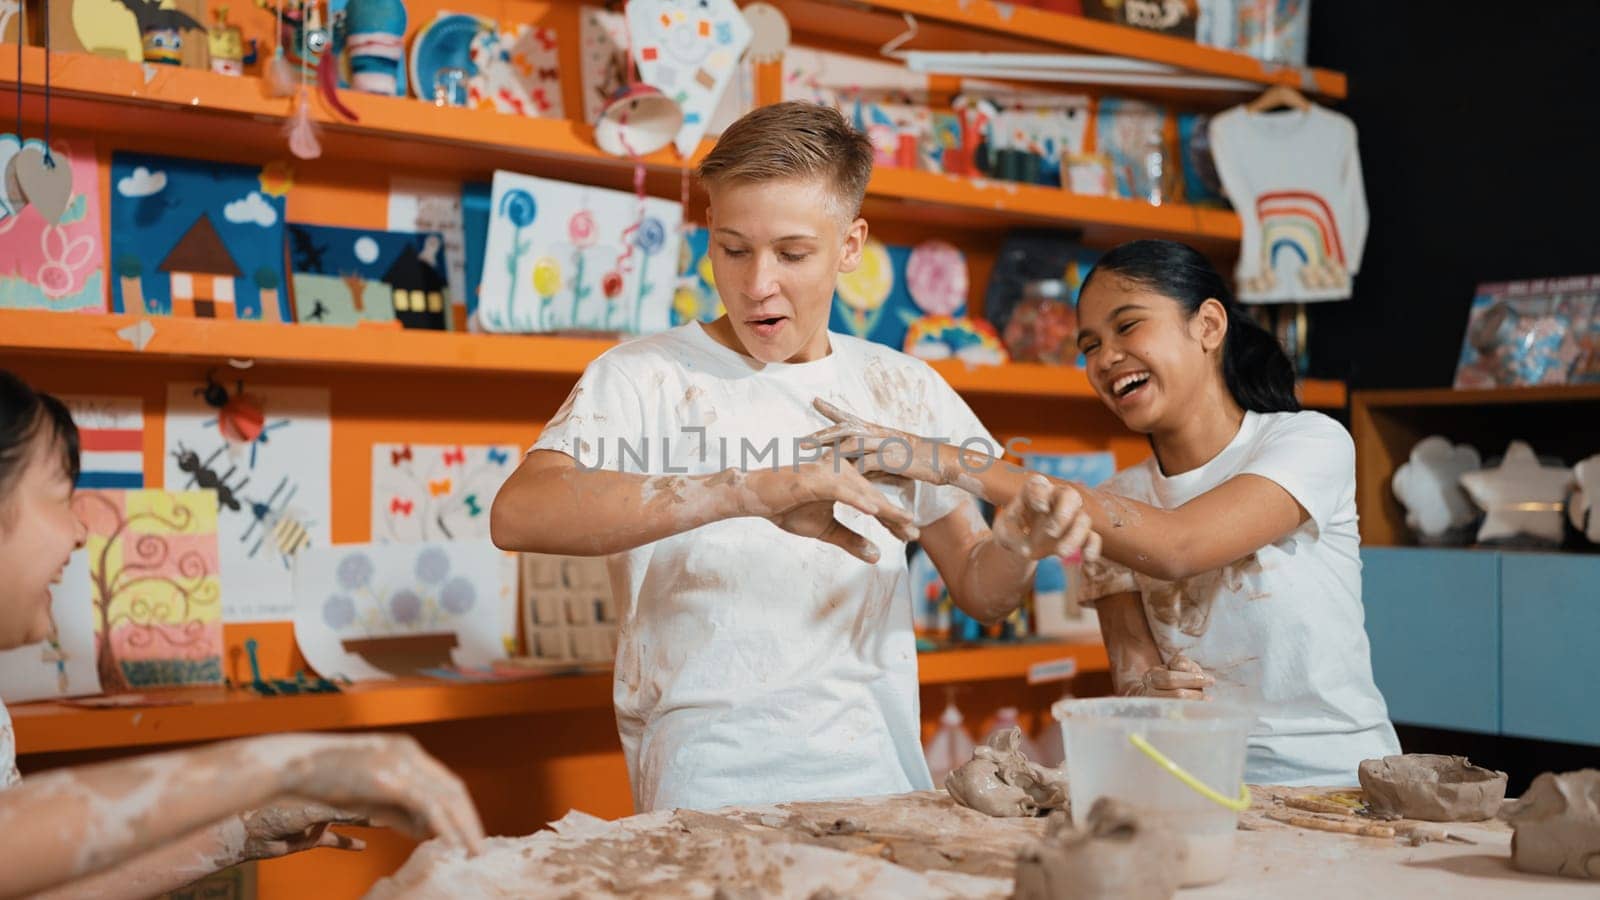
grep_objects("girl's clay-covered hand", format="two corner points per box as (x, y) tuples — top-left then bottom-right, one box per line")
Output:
(1123, 653), (1214, 701)
(742, 453), (920, 562)
(991, 475), (1103, 563)
(803, 399), (953, 488)
(236, 801), (371, 861)
(263, 734), (485, 854)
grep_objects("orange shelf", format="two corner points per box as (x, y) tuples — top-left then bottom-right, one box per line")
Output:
(1, 309), (1346, 405)
(12, 641), (1104, 755)
(1, 46), (1240, 242)
(832, 0), (1346, 99)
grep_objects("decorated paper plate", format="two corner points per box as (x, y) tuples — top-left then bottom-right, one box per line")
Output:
(409, 13), (494, 104)
(905, 240), (968, 316)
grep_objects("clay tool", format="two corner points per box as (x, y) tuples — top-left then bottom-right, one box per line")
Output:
(1266, 808), (1396, 838)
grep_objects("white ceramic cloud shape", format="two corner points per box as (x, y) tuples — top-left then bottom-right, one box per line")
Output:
(1391, 436), (1481, 540)
(1570, 454), (1600, 544)
(1459, 440), (1574, 545)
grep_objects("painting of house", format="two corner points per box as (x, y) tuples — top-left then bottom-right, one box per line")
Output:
(385, 244), (448, 329)
(160, 214), (242, 318)
(286, 223), (451, 330)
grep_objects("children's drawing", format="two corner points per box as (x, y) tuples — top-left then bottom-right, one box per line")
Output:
(0, 552), (102, 703)
(829, 240), (967, 351)
(287, 223), (452, 329)
(110, 151), (291, 321)
(164, 382), (330, 622)
(292, 540), (511, 681)
(72, 489), (223, 691)
(470, 22), (564, 118)
(61, 395), (145, 489)
(477, 170), (681, 335)
(626, 0), (752, 155)
(371, 443), (519, 542)
(0, 137), (105, 313)
(671, 225), (723, 326)
(388, 177), (470, 319)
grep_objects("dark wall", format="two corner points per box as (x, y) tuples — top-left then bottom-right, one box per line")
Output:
(1305, 1), (1600, 389)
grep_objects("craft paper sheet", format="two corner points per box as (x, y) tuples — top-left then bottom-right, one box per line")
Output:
(74, 489), (224, 689)
(627, 0), (752, 155)
(292, 540), (511, 681)
(109, 152), (291, 321)
(370, 443), (519, 542)
(163, 383), (331, 622)
(0, 137), (106, 313)
(579, 6), (630, 125)
(287, 223), (453, 330)
(0, 552), (102, 702)
(387, 176), (471, 316)
(476, 170), (681, 334)
(61, 394), (145, 490)
(470, 23), (565, 119)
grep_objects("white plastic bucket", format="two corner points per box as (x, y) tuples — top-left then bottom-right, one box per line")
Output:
(1052, 697), (1254, 887)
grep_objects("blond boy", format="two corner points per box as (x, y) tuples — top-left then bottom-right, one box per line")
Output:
(491, 102), (1095, 812)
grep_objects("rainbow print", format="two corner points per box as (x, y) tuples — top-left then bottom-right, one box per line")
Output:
(1249, 191), (1350, 298)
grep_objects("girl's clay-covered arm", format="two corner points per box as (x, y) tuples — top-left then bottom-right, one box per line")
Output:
(0, 734), (482, 899)
(1095, 592), (1212, 700)
(491, 449), (920, 563)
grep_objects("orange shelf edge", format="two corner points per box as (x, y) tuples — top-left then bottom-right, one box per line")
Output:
(13, 641), (1106, 755)
(853, 0), (1347, 98)
(0, 46), (1242, 242)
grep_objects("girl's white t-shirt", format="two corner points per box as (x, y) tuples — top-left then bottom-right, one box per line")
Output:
(1078, 410), (1400, 786)
(533, 323), (994, 812)
(1, 698), (20, 788)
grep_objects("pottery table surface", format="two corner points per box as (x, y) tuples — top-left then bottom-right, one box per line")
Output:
(367, 789), (1592, 898)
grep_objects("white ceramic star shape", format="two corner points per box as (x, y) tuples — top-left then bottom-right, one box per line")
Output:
(1459, 441), (1573, 544)
(1570, 454), (1600, 544)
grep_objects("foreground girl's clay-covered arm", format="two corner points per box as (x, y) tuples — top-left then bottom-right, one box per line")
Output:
(1096, 592), (1212, 699)
(491, 449), (919, 563)
(0, 734), (482, 899)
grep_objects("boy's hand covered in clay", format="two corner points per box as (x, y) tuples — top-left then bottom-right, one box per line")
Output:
(1122, 653), (1214, 701)
(740, 453), (920, 563)
(236, 802), (370, 861)
(803, 399), (953, 488)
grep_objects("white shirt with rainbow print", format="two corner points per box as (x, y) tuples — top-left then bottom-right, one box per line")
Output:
(1209, 104), (1369, 303)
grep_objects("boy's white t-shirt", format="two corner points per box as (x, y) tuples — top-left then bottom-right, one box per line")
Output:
(1208, 104), (1368, 303)
(1, 698), (20, 788)
(533, 323), (994, 812)
(1078, 411), (1399, 786)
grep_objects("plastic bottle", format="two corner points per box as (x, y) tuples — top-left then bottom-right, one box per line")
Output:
(924, 700), (976, 784)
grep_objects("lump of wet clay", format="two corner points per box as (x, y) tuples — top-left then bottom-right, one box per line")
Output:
(1013, 798), (1185, 900)
(1503, 769), (1600, 880)
(1358, 754), (1508, 821)
(945, 726), (1068, 818)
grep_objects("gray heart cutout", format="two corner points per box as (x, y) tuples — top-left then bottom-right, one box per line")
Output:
(12, 145), (74, 224)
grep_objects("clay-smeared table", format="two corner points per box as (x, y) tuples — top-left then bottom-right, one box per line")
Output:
(367, 790), (1595, 899)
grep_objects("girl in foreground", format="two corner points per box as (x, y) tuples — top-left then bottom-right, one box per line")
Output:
(0, 369), (483, 898)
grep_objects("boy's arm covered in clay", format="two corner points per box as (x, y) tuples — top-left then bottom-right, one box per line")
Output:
(491, 449), (919, 562)
(0, 734), (481, 899)
(1096, 591), (1212, 699)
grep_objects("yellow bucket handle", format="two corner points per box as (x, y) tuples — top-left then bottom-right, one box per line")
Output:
(1128, 733), (1252, 812)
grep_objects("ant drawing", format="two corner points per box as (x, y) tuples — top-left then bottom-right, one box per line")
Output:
(171, 443), (248, 512)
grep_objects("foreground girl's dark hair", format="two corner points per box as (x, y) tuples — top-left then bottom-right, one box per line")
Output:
(0, 369), (81, 498)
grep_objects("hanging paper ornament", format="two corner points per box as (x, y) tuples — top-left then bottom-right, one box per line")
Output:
(906, 241), (968, 316)
(741, 2), (790, 64)
(595, 84), (684, 158)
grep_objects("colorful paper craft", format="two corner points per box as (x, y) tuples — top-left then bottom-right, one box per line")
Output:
(110, 151), (291, 321)
(371, 443), (519, 542)
(388, 176), (471, 319)
(626, 0), (752, 156)
(0, 137), (105, 313)
(163, 382), (331, 622)
(0, 552), (102, 702)
(830, 240), (969, 352)
(477, 170), (681, 334)
(292, 540), (511, 681)
(287, 223), (452, 330)
(61, 395), (145, 490)
(73, 489), (224, 690)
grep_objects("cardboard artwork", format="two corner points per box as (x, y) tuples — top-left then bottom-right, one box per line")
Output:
(287, 223), (453, 330)
(110, 152), (291, 321)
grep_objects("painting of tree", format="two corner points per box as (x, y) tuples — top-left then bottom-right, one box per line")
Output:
(72, 489), (224, 691)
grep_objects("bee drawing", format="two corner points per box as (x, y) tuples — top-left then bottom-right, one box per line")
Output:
(242, 476), (314, 565)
